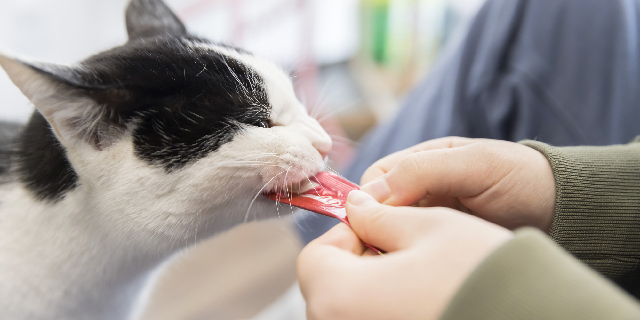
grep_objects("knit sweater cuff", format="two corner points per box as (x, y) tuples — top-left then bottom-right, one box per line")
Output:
(520, 139), (640, 285)
(439, 229), (640, 320)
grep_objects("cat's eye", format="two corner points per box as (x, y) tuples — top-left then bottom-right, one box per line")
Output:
(257, 121), (270, 128)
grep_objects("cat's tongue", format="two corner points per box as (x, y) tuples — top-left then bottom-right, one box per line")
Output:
(264, 171), (383, 255)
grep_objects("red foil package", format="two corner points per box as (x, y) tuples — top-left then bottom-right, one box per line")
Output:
(265, 171), (383, 254)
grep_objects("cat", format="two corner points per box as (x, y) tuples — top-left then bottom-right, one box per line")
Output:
(0, 0), (331, 319)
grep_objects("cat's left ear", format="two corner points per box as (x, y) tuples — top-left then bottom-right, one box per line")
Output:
(126, 0), (187, 40)
(0, 54), (126, 150)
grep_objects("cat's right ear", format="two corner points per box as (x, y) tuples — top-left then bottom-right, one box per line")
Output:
(126, 0), (187, 40)
(0, 54), (125, 150)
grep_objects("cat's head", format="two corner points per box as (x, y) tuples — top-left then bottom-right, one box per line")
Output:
(0, 0), (331, 240)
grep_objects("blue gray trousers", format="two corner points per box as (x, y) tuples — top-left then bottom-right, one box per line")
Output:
(298, 0), (640, 244)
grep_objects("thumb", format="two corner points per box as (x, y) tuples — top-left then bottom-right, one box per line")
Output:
(346, 190), (438, 252)
(360, 143), (508, 207)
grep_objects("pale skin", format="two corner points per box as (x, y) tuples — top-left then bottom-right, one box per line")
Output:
(297, 137), (557, 320)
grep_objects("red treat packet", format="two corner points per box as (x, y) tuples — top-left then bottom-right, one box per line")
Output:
(265, 171), (383, 255)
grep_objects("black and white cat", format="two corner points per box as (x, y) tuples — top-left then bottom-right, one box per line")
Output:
(0, 0), (331, 319)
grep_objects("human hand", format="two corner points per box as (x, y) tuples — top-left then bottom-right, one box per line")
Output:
(298, 190), (512, 320)
(360, 137), (555, 232)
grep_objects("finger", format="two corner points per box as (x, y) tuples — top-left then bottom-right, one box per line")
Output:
(310, 223), (366, 255)
(297, 223), (364, 283)
(345, 190), (441, 252)
(297, 224), (363, 303)
(361, 142), (511, 207)
(360, 136), (480, 185)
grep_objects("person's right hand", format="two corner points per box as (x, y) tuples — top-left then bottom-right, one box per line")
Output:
(298, 191), (512, 320)
(359, 137), (556, 232)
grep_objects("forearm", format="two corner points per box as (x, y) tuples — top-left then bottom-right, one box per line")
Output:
(521, 138), (640, 289)
(440, 229), (640, 320)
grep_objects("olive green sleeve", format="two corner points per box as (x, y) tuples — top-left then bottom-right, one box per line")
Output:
(439, 229), (640, 320)
(520, 139), (640, 288)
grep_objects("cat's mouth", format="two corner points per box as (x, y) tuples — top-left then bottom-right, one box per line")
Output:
(284, 180), (319, 195)
(263, 179), (319, 198)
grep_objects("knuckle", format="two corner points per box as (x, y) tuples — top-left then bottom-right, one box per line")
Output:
(469, 142), (501, 163)
(352, 204), (387, 243)
(445, 136), (456, 148)
(398, 153), (426, 176)
(360, 167), (379, 185)
(368, 205), (389, 226)
(366, 205), (394, 235)
(470, 141), (492, 153)
(396, 152), (437, 182)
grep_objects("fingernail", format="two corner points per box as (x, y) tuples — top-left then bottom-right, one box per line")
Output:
(361, 178), (391, 202)
(347, 190), (378, 206)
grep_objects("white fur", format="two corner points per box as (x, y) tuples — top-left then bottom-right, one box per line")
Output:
(0, 42), (331, 320)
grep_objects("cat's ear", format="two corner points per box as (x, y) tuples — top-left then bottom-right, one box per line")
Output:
(0, 54), (126, 150)
(126, 0), (187, 40)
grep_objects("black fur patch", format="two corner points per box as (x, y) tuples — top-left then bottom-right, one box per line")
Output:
(16, 112), (79, 201)
(82, 37), (272, 170)
(10, 0), (279, 201)
(14, 37), (271, 201)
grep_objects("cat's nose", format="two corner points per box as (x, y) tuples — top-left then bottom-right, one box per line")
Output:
(313, 138), (332, 159)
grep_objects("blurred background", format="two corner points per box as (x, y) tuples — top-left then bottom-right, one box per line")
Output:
(0, 0), (485, 170)
(0, 0), (485, 319)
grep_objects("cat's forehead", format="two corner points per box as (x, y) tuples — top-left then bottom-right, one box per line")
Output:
(181, 39), (302, 118)
(78, 37), (261, 93)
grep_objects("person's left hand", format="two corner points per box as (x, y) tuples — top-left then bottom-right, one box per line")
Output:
(297, 190), (512, 320)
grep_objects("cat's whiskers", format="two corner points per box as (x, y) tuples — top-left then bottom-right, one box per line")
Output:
(255, 154), (286, 161)
(308, 97), (324, 121)
(218, 160), (275, 164)
(281, 166), (298, 219)
(315, 101), (361, 124)
(215, 153), (284, 168)
(307, 171), (323, 190)
(329, 134), (358, 146)
(302, 170), (323, 198)
(218, 165), (278, 169)
(216, 162), (279, 169)
(244, 170), (286, 223)
(233, 152), (278, 161)
(308, 72), (339, 119)
(245, 153), (340, 187)
(283, 166), (293, 199)
(274, 189), (282, 221)
(298, 156), (345, 180)
(279, 168), (306, 231)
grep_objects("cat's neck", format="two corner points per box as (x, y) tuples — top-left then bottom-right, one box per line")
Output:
(0, 184), (182, 320)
